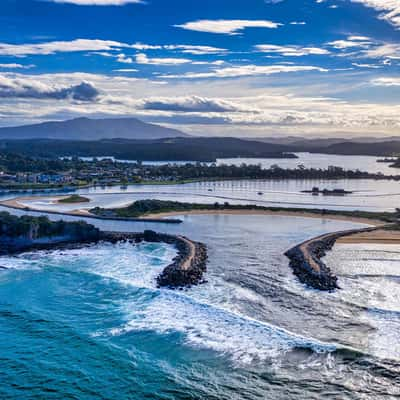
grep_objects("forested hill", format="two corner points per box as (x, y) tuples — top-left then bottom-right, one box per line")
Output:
(0, 117), (187, 140)
(0, 137), (297, 162)
(309, 140), (400, 156)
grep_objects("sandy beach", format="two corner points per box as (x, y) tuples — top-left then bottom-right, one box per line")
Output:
(144, 209), (386, 227)
(337, 229), (400, 244)
(0, 195), (389, 226)
(0, 196), (93, 217)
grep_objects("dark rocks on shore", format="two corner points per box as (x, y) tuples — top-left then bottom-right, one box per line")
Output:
(285, 239), (339, 291)
(156, 241), (208, 288)
(0, 218), (208, 289)
(102, 230), (208, 288)
(285, 226), (379, 291)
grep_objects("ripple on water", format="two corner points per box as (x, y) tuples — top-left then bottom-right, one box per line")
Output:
(326, 243), (400, 361)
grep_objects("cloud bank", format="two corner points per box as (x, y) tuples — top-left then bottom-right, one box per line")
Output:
(0, 75), (99, 101)
(141, 96), (244, 113)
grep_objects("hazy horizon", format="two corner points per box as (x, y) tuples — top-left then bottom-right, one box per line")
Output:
(1, 116), (400, 140)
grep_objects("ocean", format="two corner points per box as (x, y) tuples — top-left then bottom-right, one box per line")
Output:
(0, 214), (399, 399)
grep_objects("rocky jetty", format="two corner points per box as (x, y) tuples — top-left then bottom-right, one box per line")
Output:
(0, 212), (207, 289)
(285, 236), (339, 290)
(100, 230), (208, 288)
(285, 226), (379, 291)
(156, 239), (208, 288)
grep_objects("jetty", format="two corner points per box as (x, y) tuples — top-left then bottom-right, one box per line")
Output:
(0, 212), (206, 288)
(101, 230), (208, 288)
(285, 225), (382, 290)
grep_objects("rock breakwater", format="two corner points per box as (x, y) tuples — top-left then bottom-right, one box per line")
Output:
(0, 219), (207, 289)
(100, 230), (208, 288)
(285, 226), (379, 291)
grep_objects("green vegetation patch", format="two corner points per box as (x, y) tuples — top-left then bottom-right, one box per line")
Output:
(58, 195), (90, 203)
(90, 199), (400, 224)
(0, 212), (99, 240)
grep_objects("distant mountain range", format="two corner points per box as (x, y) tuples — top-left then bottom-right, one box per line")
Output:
(0, 117), (188, 140)
(243, 136), (400, 156)
(244, 136), (400, 147)
(0, 137), (296, 162)
(308, 141), (400, 156)
(0, 117), (399, 158)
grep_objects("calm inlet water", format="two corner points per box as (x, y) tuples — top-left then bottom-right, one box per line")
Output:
(3, 153), (400, 212)
(17, 178), (400, 213)
(61, 153), (400, 175)
(0, 214), (399, 399)
(218, 153), (399, 175)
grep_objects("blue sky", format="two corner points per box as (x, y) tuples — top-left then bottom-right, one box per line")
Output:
(0, 0), (400, 137)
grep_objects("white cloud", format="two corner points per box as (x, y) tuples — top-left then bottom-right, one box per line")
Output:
(130, 43), (227, 54)
(290, 21), (306, 25)
(192, 60), (225, 66)
(352, 62), (381, 68)
(135, 53), (192, 65)
(327, 35), (400, 60)
(130, 43), (163, 50)
(162, 64), (328, 79)
(348, 35), (371, 41)
(0, 39), (228, 61)
(0, 63), (35, 69)
(174, 19), (282, 35)
(362, 43), (400, 59)
(164, 45), (227, 55)
(371, 76), (400, 86)
(255, 44), (329, 56)
(0, 39), (127, 56)
(328, 36), (373, 49)
(46, 0), (143, 5)
(113, 68), (138, 72)
(116, 53), (133, 64)
(351, 0), (400, 28)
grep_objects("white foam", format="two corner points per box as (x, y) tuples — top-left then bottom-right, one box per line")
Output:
(1, 241), (337, 366)
(111, 290), (337, 365)
(0, 241), (177, 289)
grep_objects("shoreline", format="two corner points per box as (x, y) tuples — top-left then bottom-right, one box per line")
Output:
(144, 209), (386, 227)
(337, 229), (400, 244)
(0, 198), (182, 224)
(1, 194), (399, 290)
(0, 195), (389, 227)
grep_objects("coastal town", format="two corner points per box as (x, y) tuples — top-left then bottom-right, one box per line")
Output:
(1, 153), (400, 191)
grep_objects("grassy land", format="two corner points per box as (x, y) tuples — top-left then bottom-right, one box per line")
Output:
(90, 199), (400, 223)
(58, 195), (90, 203)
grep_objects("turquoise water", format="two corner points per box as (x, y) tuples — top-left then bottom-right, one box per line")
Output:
(1, 215), (400, 399)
